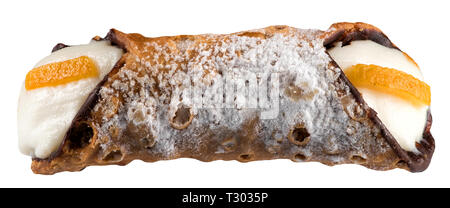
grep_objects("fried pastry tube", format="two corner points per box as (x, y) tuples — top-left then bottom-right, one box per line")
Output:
(18, 23), (433, 174)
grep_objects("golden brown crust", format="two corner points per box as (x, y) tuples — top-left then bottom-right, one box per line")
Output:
(31, 23), (433, 174)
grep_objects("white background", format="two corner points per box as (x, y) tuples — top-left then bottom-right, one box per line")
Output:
(0, 0), (449, 187)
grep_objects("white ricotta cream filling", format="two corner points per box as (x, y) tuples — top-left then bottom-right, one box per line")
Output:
(18, 40), (123, 159)
(328, 40), (428, 152)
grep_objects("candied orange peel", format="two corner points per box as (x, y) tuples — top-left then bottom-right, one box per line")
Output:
(344, 64), (430, 106)
(25, 56), (98, 90)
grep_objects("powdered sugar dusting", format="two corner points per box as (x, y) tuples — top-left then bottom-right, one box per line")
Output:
(90, 26), (383, 163)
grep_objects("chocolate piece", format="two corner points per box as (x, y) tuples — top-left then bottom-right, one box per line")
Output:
(51, 43), (69, 53)
(51, 36), (106, 53)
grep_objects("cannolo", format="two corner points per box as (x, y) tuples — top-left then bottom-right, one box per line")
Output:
(18, 22), (434, 174)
